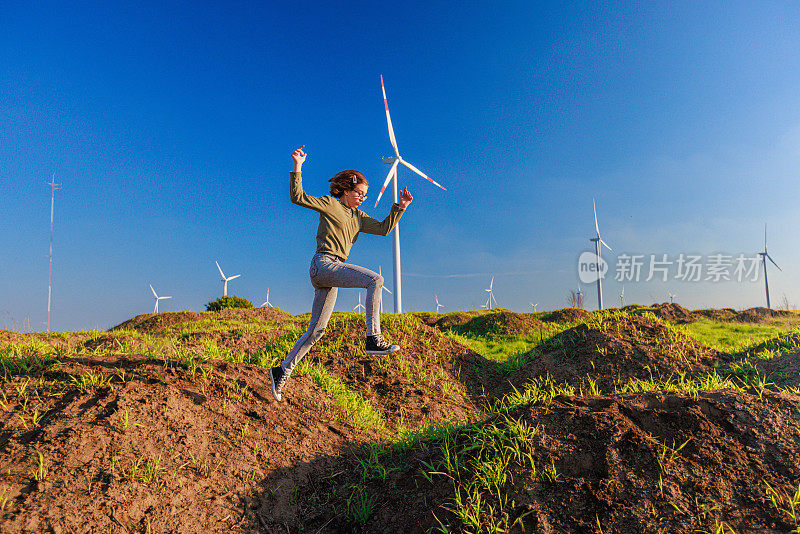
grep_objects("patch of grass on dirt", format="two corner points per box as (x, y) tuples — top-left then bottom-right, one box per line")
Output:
(679, 318), (794, 353)
(305, 364), (387, 433)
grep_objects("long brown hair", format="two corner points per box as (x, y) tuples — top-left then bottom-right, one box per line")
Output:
(329, 170), (368, 198)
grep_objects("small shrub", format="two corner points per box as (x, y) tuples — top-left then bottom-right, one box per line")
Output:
(205, 296), (252, 312)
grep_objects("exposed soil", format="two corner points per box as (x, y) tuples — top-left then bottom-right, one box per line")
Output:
(297, 316), (483, 431)
(541, 307), (592, 323)
(432, 311), (481, 331)
(2, 309), (799, 533)
(692, 308), (738, 321)
(0, 354), (365, 533)
(489, 313), (718, 397)
(288, 388), (800, 533)
(454, 311), (546, 337)
(645, 303), (696, 324)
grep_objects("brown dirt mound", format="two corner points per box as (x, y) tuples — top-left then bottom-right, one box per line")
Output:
(297, 315), (483, 431)
(648, 302), (696, 324)
(0, 354), (368, 534)
(692, 308), (738, 321)
(112, 311), (207, 332)
(217, 306), (289, 321)
(79, 333), (151, 354)
(541, 307), (592, 323)
(285, 388), (800, 533)
(493, 313), (717, 396)
(456, 311), (545, 337)
(433, 311), (480, 330)
(732, 333), (800, 389)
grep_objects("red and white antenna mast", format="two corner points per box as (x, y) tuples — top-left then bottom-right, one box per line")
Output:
(46, 174), (61, 332)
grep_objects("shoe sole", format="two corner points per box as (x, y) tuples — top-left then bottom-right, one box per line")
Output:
(268, 367), (282, 402)
(365, 346), (401, 355)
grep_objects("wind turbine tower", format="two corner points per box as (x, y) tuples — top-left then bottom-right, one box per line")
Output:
(375, 75), (447, 313)
(353, 293), (366, 314)
(435, 295), (444, 313)
(215, 261), (241, 297)
(260, 289), (273, 308)
(590, 199), (612, 311)
(46, 175), (61, 332)
(758, 223), (782, 309)
(378, 266), (392, 314)
(482, 276), (498, 310)
(150, 284), (172, 313)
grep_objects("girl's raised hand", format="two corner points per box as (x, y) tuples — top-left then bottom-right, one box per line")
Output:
(399, 186), (413, 208)
(291, 146), (306, 170)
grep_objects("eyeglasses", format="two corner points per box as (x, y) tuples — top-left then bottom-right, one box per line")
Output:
(350, 190), (368, 199)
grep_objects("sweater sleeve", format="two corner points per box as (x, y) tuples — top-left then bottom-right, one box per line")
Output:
(359, 203), (406, 236)
(290, 171), (330, 212)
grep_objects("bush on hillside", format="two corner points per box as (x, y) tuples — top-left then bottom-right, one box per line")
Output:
(205, 296), (252, 312)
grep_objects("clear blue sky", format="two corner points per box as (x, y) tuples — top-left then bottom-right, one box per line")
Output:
(2, 1), (799, 332)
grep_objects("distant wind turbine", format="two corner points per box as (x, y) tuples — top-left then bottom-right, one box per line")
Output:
(374, 75), (447, 314)
(353, 292), (366, 314)
(530, 302), (538, 312)
(378, 266), (392, 314)
(758, 223), (782, 309)
(590, 198), (612, 310)
(620, 286), (625, 307)
(482, 276), (498, 310)
(215, 261), (241, 297)
(435, 295), (444, 313)
(150, 284), (172, 314)
(668, 291), (676, 304)
(46, 174), (61, 332)
(260, 289), (273, 308)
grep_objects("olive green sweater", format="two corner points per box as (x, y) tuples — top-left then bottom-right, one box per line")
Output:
(290, 171), (405, 260)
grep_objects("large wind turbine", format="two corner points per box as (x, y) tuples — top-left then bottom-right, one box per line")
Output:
(215, 261), (241, 297)
(46, 175), (61, 332)
(150, 284), (172, 313)
(590, 199), (612, 310)
(435, 295), (444, 313)
(353, 293), (366, 314)
(374, 75), (447, 313)
(260, 289), (273, 308)
(758, 223), (781, 309)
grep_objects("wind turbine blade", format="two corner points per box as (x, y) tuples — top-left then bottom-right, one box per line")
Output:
(380, 75), (400, 157)
(399, 159), (446, 190)
(216, 261), (225, 278)
(489, 276), (494, 290)
(767, 254), (782, 271)
(764, 223), (768, 251)
(374, 159), (400, 208)
(384, 287), (392, 294)
(150, 284), (158, 298)
(593, 198), (600, 237)
(600, 238), (612, 252)
(229, 274), (241, 281)
(163, 296), (172, 300)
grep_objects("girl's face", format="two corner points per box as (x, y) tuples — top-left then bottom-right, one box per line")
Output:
(343, 184), (368, 208)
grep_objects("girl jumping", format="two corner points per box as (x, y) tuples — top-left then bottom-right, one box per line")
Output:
(270, 146), (413, 401)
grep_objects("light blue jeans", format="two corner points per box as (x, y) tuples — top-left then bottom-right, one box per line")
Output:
(281, 253), (384, 376)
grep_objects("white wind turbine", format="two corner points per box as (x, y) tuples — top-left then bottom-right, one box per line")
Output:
(759, 223), (782, 309)
(374, 75), (447, 314)
(590, 199), (612, 311)
(260, 289), (273, 308)
(620, 286), (625, 307)
(435, 295), (444, 313)
(482, 276), (498, 310)
(215, 261), (241, 297)
(150, 284), (172, 314)
(353, 292), (366, 314)
(668, 291), (676, 304)
(530, 302), (538, 312)
(378, 266), (392, 314)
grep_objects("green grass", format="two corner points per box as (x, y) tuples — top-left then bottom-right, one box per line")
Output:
(305, 364), (387, 433)
(678, 318), (795, 353)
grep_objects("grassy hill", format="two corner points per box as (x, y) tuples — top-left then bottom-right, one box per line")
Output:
(1, 306), (799, 533)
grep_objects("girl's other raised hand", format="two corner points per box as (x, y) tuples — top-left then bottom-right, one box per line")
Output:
(292, 146), (306, 171)
(398, 186), (413, 209)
